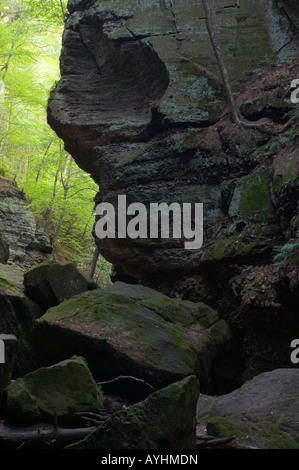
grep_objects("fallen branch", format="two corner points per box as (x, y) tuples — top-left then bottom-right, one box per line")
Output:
(197, 436), (235, 448)
(0, 422), (96, 449)
(196, 434), (260, 449)
(73, 411), (108, 425)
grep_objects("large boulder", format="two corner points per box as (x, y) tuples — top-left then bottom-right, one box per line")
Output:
(3, 356), (103, 425)
(31, 282), (232, 391)
(24, 261), (98, 310)
(197, 368), (299, 449)
(67, 375), (200, 450)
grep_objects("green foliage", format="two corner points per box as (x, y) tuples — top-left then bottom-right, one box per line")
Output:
(0, 0), (112, 286)
(268, 141), (280, 152)
(258, 54), (276, 66)
(274, 240), (299, 263)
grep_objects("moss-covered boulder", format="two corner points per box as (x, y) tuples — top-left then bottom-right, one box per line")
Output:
(24, 261), (98, 310)
(197, 369), (299, 449)
(4, 356), (103, 425)
(206, 417), (299, 449)
(0, 233), (9, 264)
(67, 375), (200, 450)
(32, 282), (232, 391)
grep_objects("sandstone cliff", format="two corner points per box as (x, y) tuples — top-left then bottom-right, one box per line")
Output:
(48, 0), (299, 379)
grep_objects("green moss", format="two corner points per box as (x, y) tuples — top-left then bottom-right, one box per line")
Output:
(0, 274), (21, 295)
(5, 357), (103, 425)
(201, 229), (256, 262)
(207, 417), (299, 449)
(37, 284), (222, 380)
(291, 215), (299, 229)
(5, 378), (41, 425)
(180, 128), (207, 150)
(273, 152), (299, 193)
(239, 172), (272, 221)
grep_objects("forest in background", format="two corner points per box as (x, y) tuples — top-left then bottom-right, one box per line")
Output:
(0, 0), (112, 285)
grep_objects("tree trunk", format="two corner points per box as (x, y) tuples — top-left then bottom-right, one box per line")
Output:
(89, 246), (100, 280)
(201, 0), (241, 125)
(201, 0), (292, 135)
(0, 423), (95, 449)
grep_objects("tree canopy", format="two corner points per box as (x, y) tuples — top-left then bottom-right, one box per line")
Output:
(0, 0), (111, 285)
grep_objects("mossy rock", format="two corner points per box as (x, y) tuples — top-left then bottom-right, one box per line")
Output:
(201, 171), (278, 262)
(207, 416), (299, 449)
(197, 369), (299, 449)
(32, 282), (232, 390)
(0, 233), (9, 264)
(4, 356), (103, 425)
(24, 261), (98, 310)
(0, 263), (24, 295)
(228, 171), (273, 222)
(67, 375), (200, 450)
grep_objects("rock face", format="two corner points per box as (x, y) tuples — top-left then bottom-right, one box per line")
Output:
(24, 261), (98, 310)
(31, 282), (232, 392)
(197, 368), (299, 449)
(0, 233), (9, 264)
(68, 375), (200, 450)
(48, 2), (299, 377)
(0, 175), (52, 269)
(48, 0), (299, 284)
(3, 356), (103, 425)
(0, 334), (18, 393)
(0, 263), (40, 378)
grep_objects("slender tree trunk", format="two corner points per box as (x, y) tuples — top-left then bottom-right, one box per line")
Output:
(89, 246), (100, 280)
(201, 0), (241, 125)
(52, 157), (73, 243)
(35, 140), (53, 185)
(201, 0), (291, 135)
(59, 0), (66, 22)
(44, 164), (60, 229)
